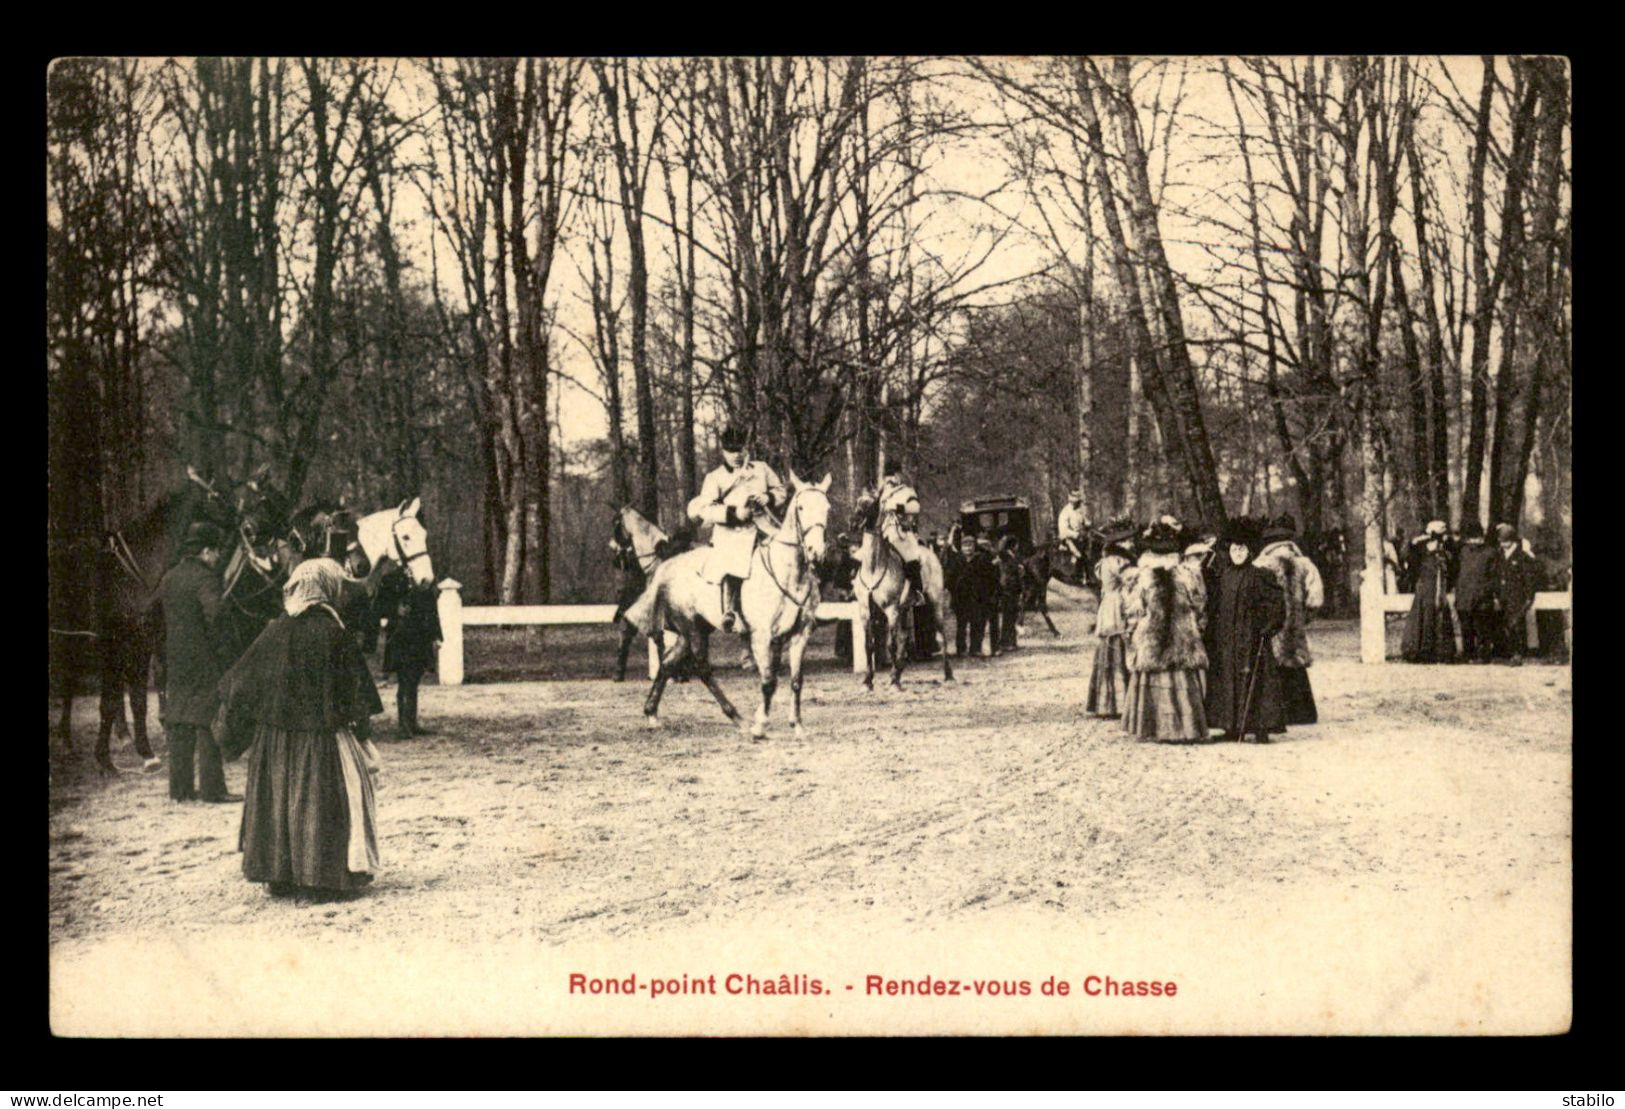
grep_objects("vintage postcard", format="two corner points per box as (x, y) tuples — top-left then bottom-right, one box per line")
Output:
(47, 55), (1571, 1037)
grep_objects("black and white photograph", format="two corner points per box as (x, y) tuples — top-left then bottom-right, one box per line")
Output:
(46, 55), (1572, 1037)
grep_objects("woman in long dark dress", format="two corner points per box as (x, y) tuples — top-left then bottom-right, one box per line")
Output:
(1401, 522), (1458, 663)
(1253, 513), (1322, 725)
(218, 556), (385, 895)
(1205, 518), (1288, 743)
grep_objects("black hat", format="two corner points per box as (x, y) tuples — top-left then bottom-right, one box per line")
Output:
(719, 425), (746, 451)
(182, 520), (225, 553)
(1219, 516), (1261, 554)
(1142, 521), (1183, 554)
(1262, 512), (1297, 541)
(1460, 519), (1485, 540)
(883, 457), (902, 477)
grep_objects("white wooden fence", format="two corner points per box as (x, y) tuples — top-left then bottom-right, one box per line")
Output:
(433, 579), (870, 684)
(1357, 571), (1572, 664)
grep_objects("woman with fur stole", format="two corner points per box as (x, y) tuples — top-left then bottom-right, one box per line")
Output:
(1252, 513), (1322, 725)
(1120, 521), (1210, 742)
(1085, 519), (1138, 717)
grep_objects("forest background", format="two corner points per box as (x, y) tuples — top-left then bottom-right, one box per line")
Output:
(47, 56), (1571, 618)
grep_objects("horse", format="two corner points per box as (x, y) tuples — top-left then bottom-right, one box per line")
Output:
(624, 472), (832, 740)
(609, 504), (686, 681)
(849, 508), (954, 691)
(55, 464), (290, 772)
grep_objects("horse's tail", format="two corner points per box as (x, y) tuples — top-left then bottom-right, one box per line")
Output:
(622, 570), (665, 637)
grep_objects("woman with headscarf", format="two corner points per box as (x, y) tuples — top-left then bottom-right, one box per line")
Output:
(1084, 519), (1137, 718)
(1120, 520), (1210, 742)
(216, 555), (386, 896)
(1401, 520), (1458, 663)
(1205, 517), (1288, 743)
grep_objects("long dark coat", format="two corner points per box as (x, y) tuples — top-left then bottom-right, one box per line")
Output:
(383, 581), (443, 676)
(215, 607), (385, 760)
(159, 555), (227, 726)
(1401, 548), (1458, 662)
(1205, 562), (1287, 735)
(1453, 542), (1501, 611)
(1494, 545), (1541, 617)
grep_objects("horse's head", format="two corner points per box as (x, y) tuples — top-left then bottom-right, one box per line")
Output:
(786, 471), (833, 563)
(358, 496), (435, 586)
(233, 465), (292, 561)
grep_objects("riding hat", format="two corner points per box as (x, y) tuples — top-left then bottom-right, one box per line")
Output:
(1068, 488), (1084, 501)
(1142, 521), (1184, 554)
(1262, 513), (1298, 542)
(719, 425), (747, 451)
(181, 520), (226, 554)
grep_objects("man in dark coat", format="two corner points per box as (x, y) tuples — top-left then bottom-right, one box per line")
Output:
(817, 534), (860, 663)
(382, 573), (443, 738)
(1452, 520), (1501, 663)
(1493, 523), (1540, 663)
(944, 532), (978, 657)
(965, 537), (1001, 657)
(995, 536), (1023, 652)
(1205, 518), (1288, 743)
(159, 521), (238, 802)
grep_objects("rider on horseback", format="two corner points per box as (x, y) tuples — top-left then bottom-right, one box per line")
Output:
(687, 425), (787, 633)
(861, 458), (928, 607)
(1057, 488), (1088, 565)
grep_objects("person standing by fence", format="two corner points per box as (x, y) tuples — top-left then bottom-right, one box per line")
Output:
(1452, 520), (1500, 663)
(1401, 521), (1458, 663)
(383, 573), (443, 738)
(1492, 523), (1540, 664)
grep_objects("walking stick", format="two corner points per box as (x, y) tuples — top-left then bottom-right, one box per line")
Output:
(1237, 630), (1271, 741)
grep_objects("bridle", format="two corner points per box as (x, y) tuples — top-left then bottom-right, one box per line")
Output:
(388, 512), (432, 573)
(759, 489), (826, 609)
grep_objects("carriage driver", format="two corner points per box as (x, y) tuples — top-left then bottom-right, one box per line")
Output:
(688, 425), (787, 633)
(868, 458), (928, 607)
(1057, 488), (1087, 564)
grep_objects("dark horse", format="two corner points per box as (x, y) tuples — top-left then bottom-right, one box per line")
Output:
(1016, 533), (1105, 638)
(55, 466), (292, 772)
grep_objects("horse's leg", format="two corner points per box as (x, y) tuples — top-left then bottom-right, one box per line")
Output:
(1042, 594), (1061, 636)
(749, 628), (776, 740)
(690, 628), (740, 724)
(787, 622), (814, 739)
(937, 598), (955, 683)
(888, 607), (906, 689)
(859, 592), (876, 691)
(127, 645), (155, 763)
(615, 620), (634, 682)
(643, 631), (691, 730)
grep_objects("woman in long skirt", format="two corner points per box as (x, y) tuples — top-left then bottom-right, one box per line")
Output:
(218, 554), (385, 895)
(1120, 521), (1210, 742)
(1401, 522), (1458, 663)
(1085, 519), (1138, 717)
(1253, 514), (1322, 725)
(1206, 518), (1288, 743)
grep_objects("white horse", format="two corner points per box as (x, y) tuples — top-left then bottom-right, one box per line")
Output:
(354, 497), (435, 586)
(624, 473), (831, 739)
(850, 525), (954, 690)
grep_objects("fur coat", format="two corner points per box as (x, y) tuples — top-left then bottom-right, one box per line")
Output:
(1254, 540), (1319, 668)
(1120, 551), (1208, 673)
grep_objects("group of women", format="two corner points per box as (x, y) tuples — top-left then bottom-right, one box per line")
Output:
(1085, 514), (1323, 744)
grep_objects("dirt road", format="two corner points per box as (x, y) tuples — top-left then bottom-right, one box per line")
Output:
(48, 587), (1571, 1035)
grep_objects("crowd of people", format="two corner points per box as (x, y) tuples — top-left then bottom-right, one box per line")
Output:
(1394, 519), (1559, 664)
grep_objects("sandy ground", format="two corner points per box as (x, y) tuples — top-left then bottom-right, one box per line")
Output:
(48, 586), (1572, 1036)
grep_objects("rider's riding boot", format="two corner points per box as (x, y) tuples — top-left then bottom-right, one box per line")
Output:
(721, 576), (743, 633)
(905, 559), (927, 606)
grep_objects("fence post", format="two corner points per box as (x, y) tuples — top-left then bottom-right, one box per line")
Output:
(1359, 568), (1386, 665)
(437, 578), (464, 686)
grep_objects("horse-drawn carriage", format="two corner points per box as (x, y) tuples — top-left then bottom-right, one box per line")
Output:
(957, 495), (1035, 554)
